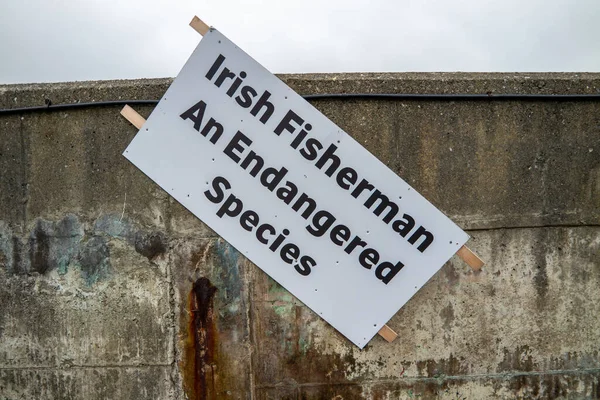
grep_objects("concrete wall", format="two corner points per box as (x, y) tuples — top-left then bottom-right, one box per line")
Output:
(0, 73), (599, 399)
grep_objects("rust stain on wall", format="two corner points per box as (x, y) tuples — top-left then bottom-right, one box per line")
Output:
(182, 277), (218, 400)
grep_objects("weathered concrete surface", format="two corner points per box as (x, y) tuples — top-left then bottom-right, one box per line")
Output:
(251, 227), (600, 398)
(0, 367), (173, 399)
(0, 117), (25, 230)
(1, 74), (599, 399)
(0, 214), (175, 399)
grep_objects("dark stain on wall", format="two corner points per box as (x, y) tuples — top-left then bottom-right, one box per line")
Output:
(183, 277), (218, 400)
(12, 215), (85, 277)
(533, 231), (549, 302)
(498, 345), (537, 373)
(440, 303), (455, 331)
(415, 354), (469, 377)
(442, 264), (460, 294)
(134, 231), (167, 261)
(29, 221), (50, 274)
(370, 378), (454, 399)
(501, 373), (586, 399)
(11, 236), (23, 275)
(546, 349), (600, 371)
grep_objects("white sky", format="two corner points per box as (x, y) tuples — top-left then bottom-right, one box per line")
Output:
(1, 0), (599, 84)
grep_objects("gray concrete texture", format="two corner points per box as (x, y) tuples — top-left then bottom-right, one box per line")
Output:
(0, 73), (599, 399)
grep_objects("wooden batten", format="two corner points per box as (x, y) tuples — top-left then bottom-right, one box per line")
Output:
(456, 245), (484, 271)
(190, 16), (210, 36)
(378, 324), (398, 343)
(120, 105), (146, 129)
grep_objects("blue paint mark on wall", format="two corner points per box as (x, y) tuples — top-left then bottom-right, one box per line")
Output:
(78, 236), (112, 286)
(213, 239), (243, 316)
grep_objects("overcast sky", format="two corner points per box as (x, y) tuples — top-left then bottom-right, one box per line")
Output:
(1, 0), (599, 84)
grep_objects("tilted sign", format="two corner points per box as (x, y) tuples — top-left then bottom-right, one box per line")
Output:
(124, 27), (469, 348)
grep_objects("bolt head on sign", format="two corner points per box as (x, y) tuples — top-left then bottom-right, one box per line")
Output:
(123, 27), (469, 348)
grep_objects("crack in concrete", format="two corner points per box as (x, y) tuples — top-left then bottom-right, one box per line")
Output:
(19, 116), (27, 235)
(465, 223), (600, 232)
(165, 247), (181, 400)
(245, 265), (258, 400)
(0, 363), (172, 371)
(158, 223), (600, 244)
(255, 367), (600, 389)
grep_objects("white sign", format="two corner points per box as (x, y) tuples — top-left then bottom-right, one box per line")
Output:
(124, 28), (469, 348)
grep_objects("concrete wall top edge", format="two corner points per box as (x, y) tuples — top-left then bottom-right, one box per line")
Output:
(2, 73), (600, 109)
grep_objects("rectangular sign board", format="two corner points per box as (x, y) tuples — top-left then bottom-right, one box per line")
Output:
(124, 28), (469, 348)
